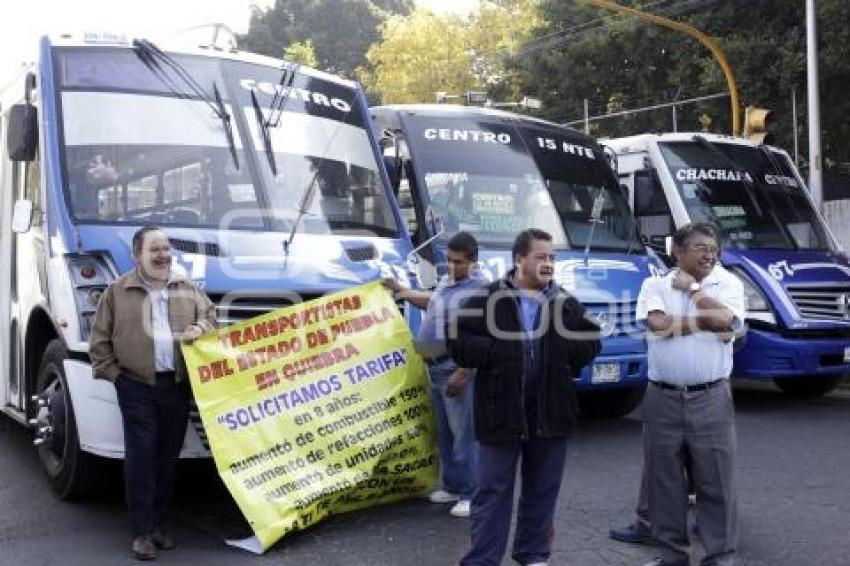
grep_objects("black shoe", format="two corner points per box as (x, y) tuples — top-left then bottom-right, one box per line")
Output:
(610, 521), (654, 544)
(131, 536), (157, 561)
(152, 527), (175, 550)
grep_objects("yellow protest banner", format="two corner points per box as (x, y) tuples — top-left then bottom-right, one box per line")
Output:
(182, 281), (438, 552)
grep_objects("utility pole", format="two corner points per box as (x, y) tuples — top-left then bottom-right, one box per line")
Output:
(581, 0), (742, 136)
(584, 99), (590, 134)
(806, 0), (823, 210)
(792, 87), (799, 165)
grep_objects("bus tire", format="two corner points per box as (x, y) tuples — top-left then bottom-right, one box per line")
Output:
(773, 375), (843, 398)
(578, 385), (646, 419)
(34, 340), (101, 499)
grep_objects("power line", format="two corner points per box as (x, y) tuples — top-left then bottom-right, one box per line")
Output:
(512, 0), (717, 59)
(518, 0), (674, 53)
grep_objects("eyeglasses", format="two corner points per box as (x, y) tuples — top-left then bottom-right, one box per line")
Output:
(689, 244), (719, 255)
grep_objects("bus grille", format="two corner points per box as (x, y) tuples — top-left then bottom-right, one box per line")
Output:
(206, 292), (324, 327)
(786, 284), (850, 321)
(207, 291), (406, 328)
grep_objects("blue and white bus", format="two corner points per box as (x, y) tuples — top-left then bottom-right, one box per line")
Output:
(0, 31), (415, 497)
(608, 132), (850, 398)
(372, 105), (656, 418)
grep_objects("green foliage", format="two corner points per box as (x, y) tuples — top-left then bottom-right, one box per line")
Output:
(511, 0), (850, 163)
(361, 1), (538, 104)
(282, 40), (318, 68)
(239, 0), (412, 77)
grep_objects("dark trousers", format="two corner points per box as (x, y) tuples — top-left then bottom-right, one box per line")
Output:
(115, 372), (190, 537)
(460, 431), (568, 566)
(644, 381), (738, 566)
(636, 449), (695, 526)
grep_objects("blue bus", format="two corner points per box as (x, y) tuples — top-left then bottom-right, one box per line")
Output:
(371, 104), (657, 418)
(0, 31), (415, 497)
(608, 132), (850, 398)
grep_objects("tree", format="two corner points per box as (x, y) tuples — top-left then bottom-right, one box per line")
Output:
(239, 0), (412, 78)
(360, 9), (476, 104)
(510, 0), (850, 164)
(283, 40), (318, 68)
(361, 1), (537, 104)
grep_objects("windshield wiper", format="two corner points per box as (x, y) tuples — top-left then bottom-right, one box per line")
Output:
(133, 38), (239, 168)
(251, 88), (277, 175)
(212, 82), (239, 169)
(283, 94), (357, 255)
(266, 63), (299, 128)
(283, 167), (321, 256)
(583, 188), (606, 265)
(252, 63), (300, 176)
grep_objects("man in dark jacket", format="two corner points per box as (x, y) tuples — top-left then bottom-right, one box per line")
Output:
(449, 228), (601, 566)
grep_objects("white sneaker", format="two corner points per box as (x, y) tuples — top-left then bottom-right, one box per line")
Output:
(526, 562), (548, 566)
(449, 499), (471, 518)
(427, 489), (460, 504)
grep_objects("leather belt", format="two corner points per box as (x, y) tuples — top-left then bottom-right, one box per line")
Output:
(651, 378), (725, 392)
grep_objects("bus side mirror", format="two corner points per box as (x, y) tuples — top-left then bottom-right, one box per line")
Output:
(12, 200), (33, 233)
(382, 156), (402, 195)
(602, 145), (618, 174)
(7, 104), (39, 162)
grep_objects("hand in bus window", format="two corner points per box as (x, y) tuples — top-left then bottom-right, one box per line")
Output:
(87, 154), (119, 184)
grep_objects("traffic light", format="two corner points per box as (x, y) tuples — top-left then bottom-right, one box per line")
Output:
(744, 106), (775, 144)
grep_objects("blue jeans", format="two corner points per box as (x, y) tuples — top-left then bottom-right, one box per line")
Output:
(428, 358), (476, 500)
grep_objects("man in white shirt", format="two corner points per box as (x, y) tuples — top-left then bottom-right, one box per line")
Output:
(635, 223), (745, 566)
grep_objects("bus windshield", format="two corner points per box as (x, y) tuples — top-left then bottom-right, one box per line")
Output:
(401, 114), (641, 251)
(56, 48), (398, 237)
(658, 140), (829, 250)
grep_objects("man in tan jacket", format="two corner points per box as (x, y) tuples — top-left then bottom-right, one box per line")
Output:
(89, 225), (215, 561)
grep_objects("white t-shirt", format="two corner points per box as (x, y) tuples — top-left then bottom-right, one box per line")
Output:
(636, 265), (745, 385)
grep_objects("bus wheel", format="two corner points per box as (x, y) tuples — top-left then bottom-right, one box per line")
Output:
(578, 385), (646, 419)
(774, 375), (843, 398)
(33, 340), (100, 499)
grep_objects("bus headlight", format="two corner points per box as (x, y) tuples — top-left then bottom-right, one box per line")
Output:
(731, 267), (775, 325)
(66, 255), (115, 341)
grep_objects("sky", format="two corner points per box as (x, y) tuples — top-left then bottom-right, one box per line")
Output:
(0, 0), (478, 88)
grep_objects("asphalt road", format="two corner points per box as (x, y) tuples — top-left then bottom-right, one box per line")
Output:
(2, 381), (849, 566)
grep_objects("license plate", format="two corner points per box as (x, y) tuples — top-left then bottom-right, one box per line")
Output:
(844, 347), (850, 363)
(592, 363), (621, 384)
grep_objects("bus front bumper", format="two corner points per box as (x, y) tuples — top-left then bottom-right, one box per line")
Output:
(733, 328), (850, 380)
